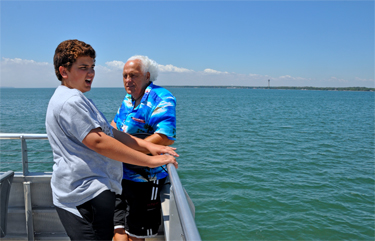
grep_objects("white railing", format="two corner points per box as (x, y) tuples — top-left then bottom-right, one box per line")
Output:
(0, 133), (48, 139)
(0, 133), (49, 176)
(0, 133), (201, 241)
(167, 164), (201, 241)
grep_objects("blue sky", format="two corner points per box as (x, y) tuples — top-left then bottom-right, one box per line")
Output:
(1, 0), (374, 88)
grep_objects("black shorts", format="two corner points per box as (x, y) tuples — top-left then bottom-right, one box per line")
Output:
(56, 190), (116, 241)
(114, 178), (166, 238)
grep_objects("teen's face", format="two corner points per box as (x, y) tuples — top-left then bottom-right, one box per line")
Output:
(123, 59), (150, 100)
(60, 56), (95, 93)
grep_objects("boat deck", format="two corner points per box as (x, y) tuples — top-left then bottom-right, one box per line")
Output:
(2, 172), (184, 241)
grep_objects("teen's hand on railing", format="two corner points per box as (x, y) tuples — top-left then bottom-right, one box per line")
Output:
(147, 142), (179, 157)
(149, 154), (178, 169)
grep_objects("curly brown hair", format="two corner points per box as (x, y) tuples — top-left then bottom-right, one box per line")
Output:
(53, 39), (96, 81)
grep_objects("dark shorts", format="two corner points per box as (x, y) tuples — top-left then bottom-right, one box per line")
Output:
(114, 178), (166, 238)
(56, 190), (116, 241)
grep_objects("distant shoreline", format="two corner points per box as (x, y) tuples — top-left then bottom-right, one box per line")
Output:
(1, 86), (374, 91)
(164, 86), (375, 92)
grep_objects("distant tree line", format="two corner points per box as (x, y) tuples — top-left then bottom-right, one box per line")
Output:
(165, 86), (375, 92)
(266, 86), (375, 91)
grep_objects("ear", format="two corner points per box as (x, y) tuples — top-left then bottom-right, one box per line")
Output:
(59, 66), (68, 79)
(146, 72), (151, 81)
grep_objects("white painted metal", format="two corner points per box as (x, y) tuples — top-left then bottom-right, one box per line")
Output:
(167, 164), (201, 241)
(0, 133), (201, 241)
(23, 182), (34, 241)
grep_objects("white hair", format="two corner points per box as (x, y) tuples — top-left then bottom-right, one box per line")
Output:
(127, 55), (159, 82)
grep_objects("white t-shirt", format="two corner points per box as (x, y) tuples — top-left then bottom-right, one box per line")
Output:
(45, 85), (122, 217)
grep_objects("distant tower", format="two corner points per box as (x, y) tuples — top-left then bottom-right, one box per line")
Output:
(268, 79), (270, 88)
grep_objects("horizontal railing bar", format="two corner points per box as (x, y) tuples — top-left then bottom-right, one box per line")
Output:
(167, 163), (201, 241)
(1, 161), (53, 163)
(0, 150), (51, 152)
(0, 133), (48, 139)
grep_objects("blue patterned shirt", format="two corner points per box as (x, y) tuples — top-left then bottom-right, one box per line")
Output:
(113, 83), (176, 182)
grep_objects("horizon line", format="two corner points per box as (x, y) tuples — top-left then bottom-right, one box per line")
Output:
(1, 85), (374, 90)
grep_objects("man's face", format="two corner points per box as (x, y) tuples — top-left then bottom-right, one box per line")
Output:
(123, 59), (150, 100)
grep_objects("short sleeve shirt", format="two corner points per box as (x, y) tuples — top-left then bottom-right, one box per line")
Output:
(46, 86), (122, 217)
(113, 83), (176, 182)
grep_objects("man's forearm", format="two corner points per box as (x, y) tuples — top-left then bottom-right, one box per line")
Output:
(144, 133), (175, 146)
(111, 120), (174, 147)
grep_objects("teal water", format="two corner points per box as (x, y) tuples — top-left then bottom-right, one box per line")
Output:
(1, 87), (374, 240)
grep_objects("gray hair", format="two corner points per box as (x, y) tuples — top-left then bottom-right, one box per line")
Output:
(127, 55), (159, 82)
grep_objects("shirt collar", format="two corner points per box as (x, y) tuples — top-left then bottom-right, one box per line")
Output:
(126, 82), (155, 107)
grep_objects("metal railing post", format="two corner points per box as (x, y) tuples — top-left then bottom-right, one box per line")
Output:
(21, 136), (29, 176)
(23, 181), (34, 241)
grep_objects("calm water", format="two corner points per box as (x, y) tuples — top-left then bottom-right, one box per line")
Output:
(1, 87), (374, 240)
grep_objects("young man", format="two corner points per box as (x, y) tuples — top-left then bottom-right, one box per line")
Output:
(111, 56), (176, 241)
(46, 40), (178, 241)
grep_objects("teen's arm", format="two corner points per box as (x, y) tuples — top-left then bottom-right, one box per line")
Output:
(111, 128), (178, 156)
(110, 120), (174, 146)
(82, 128), (178, 168)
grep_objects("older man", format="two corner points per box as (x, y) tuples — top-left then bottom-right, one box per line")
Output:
(111, 56), (176, 241)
